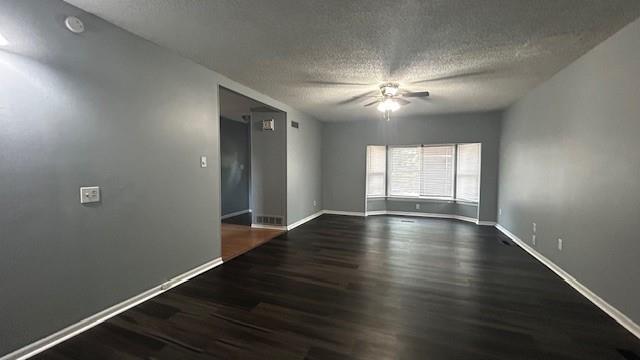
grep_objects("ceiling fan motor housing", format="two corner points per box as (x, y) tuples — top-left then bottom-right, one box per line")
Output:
(380, 83), (400, 97)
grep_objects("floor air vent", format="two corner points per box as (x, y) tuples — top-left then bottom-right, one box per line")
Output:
(255, 215), (284, 226)
(501, 239), (513, 246)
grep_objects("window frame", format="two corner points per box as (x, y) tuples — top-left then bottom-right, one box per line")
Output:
(365, 145), (388, 198)
(455, 143), (482, 203)
(366, 142), (481, 204)
(387, 145), (423, 198)
(419, 144), (456, 199)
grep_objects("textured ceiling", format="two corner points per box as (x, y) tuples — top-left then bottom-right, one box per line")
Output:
(65, 0), (640, 122)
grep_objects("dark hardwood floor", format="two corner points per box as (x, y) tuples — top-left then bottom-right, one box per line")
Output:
(35, 215), (640, 359)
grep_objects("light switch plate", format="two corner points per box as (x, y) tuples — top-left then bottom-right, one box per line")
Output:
(200, 156), (207, 168)
(80, 186), (100, 204)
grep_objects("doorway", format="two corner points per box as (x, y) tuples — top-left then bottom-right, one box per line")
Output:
(218, 87), (286, 261)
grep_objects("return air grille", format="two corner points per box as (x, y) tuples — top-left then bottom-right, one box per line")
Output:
(255, 215), (284, 226)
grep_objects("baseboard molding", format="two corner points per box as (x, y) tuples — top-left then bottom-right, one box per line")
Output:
(1, 257), (224, 360)
(495, 224), (640, 340)
(287, 211), (324, 231)
(250, 224), (287, 231)
(322, 210), (366, 217)
(366, 210), (481, 224)
(221, 209), (251, 220)
(476, 220), (497, 226)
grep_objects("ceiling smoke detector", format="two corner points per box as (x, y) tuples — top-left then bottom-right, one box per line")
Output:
(65, 16), (85, 34)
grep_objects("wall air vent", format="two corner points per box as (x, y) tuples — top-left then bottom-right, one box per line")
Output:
(291, 121), (299, 129)
(255, 215), (284, 226)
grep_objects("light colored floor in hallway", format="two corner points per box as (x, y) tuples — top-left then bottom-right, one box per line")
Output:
(221, 224), (284, 261)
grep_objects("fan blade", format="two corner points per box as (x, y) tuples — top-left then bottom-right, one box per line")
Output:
(364, 100), (380, 107)
(337, 90), (379, 105)
(305, 80), (371, 86)
(411, 70), (494, 84)
(401, 91), (430, 98)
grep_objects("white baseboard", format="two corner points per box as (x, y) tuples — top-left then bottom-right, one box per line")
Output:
(322, 210), (366, 217)
(287, 211), (324, 230)
(366, 210), (480, 224)
(1, 257), (224, 360)
(476, 220), (497, 226)
(250, 224), (287, 231)
(221, 209), (251, 220)
(495, 224), (640, 340)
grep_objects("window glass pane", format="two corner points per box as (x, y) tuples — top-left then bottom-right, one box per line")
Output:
(366, 146), (386, 197)
(456, 143), (481, 202)
(421, 145), (454, 198)
(388, 146), (421, 197)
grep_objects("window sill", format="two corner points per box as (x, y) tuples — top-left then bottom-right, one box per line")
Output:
(367, 196), (478, 205)
(366, 196), (387, 200)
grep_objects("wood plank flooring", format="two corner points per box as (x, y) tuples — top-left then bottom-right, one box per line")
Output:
(35, 215), (640, 359)
(221, 223), (283, 261)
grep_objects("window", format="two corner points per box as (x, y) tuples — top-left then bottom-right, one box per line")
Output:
(388, 146), (421, 196)
(388, 145), (455, 198)
(366, 143), (481, 203)
(366, 146), (386, 197)
(421, 145), (455, 198)
(456, 143), (481, 202)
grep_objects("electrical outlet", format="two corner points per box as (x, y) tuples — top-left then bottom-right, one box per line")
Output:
(415, 204), (421, 210)
(313, 200), (317, 207)
(499, 208), (502, 216)
(200, 156), (207, 168)
(558, 238), (563, 251)
(532, 235), (536, 246)
(533, 222), (537, 233)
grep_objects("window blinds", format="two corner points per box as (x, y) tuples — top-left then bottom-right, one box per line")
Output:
(388, 146), (421, 196)
(367, 143), (481, 202)
(366, 146), (386, 197)
(456, 143), (481, 202)
(421, 145), (455, 198)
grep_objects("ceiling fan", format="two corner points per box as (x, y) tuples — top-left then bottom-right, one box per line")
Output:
(362, 83), (430, 121)
(306, 68), (495, 121)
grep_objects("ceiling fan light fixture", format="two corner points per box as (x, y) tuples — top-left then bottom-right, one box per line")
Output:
(380, 83), (399, 96)
(377, 99), (400, 113)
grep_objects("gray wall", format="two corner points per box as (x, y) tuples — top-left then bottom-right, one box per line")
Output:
(250, 112), (287, 223)
(322, 113), (501, 222)
(367, 199), (478, 219)
(287, 117), (323, 224)
(220, 117), (250, 216)
(0, 0), (324, 355)
(498, 17), (640, 324)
